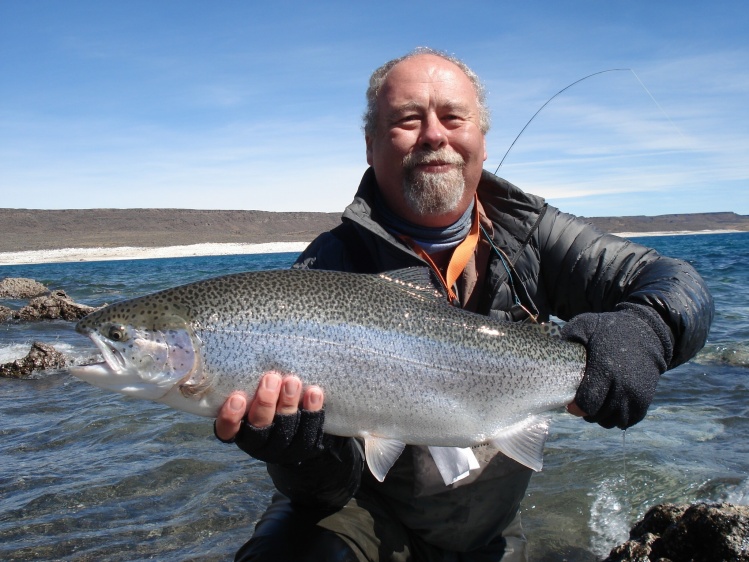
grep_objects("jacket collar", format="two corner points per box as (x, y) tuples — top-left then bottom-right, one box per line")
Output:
(341, 167), (397, 243)
(476, 169), (547, 259)
(341, 167), (548, 267)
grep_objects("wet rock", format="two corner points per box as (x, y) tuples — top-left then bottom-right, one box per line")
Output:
(604, 502), (749, 562)
(0, 341), (67, 378)
(0, 277), (49, 298)
(15, 289), (98, 321)
(0, 304), (12, 322)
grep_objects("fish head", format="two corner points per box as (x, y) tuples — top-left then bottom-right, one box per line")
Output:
(71, 299), (199, 401)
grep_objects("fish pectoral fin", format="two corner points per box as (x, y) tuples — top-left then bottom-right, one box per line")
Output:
(428, 446), (481, 486)
(363, 436), (406, 482)
(490, 416), (551, 472)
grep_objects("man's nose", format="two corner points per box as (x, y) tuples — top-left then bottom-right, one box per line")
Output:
(419, 114), (447, 150)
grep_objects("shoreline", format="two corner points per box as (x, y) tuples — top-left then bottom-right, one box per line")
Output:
(0, 230), (742, 266)
(0, 242), (311, 266)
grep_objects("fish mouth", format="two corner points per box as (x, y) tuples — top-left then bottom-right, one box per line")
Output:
(70, 332), (126, 380)
(69, 361), (118, 380)
(69, 331), (175, 400)
(93, 331), (129, 371)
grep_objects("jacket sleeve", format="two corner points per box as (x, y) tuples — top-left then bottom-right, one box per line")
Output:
(537, 207), (714, 368)
(262, 231), (365, 508)
(292, 231), (359, 272)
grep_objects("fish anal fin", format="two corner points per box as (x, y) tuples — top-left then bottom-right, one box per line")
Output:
(489, 416), (550, 472)
(364, 436), (406, 482)
(428, 446), (481, 485)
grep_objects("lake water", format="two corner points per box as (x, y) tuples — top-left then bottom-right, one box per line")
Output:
(1, 233), (747, 561)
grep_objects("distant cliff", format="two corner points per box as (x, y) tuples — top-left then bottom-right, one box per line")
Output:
(0, 209), (747, 253)
(0, 209), (342, 252)
(584, 212), (749, 235)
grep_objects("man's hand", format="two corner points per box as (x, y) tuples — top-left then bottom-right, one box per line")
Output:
(566, 402), (587, 418)
(214, 372), (326, 465)
(561, 303), (674, 430)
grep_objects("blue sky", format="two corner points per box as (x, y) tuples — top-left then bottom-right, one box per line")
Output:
(1, 1), (747, 217)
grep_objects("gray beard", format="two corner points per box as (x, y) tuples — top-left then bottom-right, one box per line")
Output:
(402, 152), (466, 217)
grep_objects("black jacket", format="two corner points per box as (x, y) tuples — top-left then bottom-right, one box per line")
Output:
(267, 168), (713, 551)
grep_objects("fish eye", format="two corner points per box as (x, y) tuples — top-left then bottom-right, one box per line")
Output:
(107, 325), (129, 342)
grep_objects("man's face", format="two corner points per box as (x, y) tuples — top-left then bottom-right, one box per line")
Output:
(366, 54), (487, 227)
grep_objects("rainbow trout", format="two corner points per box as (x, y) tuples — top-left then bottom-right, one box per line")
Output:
(71, 268), (586, 484)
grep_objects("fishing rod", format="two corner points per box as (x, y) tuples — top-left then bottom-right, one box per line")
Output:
(494, 68), (679, 173)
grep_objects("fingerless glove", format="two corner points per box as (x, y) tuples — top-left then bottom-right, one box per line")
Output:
(233, 409), (327, 465)
(561, 302), (674, 429)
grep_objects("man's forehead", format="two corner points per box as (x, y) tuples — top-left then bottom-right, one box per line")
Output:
(379, 56), (478, 107)
(385, 54), (473, 89)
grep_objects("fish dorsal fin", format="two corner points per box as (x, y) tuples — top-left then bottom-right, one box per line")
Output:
(377, 267), (447, 302)
(489, 416), (551, 472)
(363, 436), (407, 482)
(428, 446), (481, 485)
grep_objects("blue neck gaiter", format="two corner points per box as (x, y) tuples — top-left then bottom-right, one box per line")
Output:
(373, 192), (474, 254)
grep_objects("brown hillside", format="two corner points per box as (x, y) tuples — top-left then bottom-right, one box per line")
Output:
(0, 209), (747, 253)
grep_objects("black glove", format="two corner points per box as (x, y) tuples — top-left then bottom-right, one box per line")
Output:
(561, 302), (674, 430)
(230, 409), (327, 465)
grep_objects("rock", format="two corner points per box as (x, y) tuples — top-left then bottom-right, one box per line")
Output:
(0, 341), (67, 378)
(14, 289), (98, 321)
(629, 503), (686, 538)
(0, 277), (49, 298)
(604, 502), (749, 562)
(0, 304), (12, 322)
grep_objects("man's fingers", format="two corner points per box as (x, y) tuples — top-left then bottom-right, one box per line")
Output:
(567, 401), (588, 418)
(248, 372), (284, 428)
(216, 374), (323, 448)
(276, 376), (303, 415)
(302, 385), (324, 412)
(240, 373), (322, 432)
(215, 392), (248, 441)
(246, 373), (305, 425)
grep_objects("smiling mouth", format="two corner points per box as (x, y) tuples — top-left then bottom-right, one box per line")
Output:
(413, 161), (457, 174)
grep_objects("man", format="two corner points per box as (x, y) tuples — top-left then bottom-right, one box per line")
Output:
(215, 48), (713, 561)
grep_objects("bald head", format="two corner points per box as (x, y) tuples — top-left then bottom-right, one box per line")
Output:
(363, 48), (491, 138)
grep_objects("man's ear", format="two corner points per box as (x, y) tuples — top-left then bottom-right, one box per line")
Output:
(366, 135), (373, 166)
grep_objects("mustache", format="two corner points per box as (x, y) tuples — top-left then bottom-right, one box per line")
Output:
(403, 148), (465, 171)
